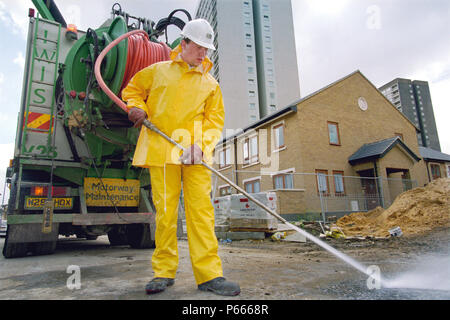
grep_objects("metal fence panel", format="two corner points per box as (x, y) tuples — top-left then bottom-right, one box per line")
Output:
(212, 170), (417, 222)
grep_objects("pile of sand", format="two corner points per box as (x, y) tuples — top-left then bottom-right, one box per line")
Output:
(336, 178), (450, 238)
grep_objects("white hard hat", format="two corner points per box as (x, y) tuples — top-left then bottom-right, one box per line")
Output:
(180, 19), (216, 50)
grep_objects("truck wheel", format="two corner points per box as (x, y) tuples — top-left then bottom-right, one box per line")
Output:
(108, 226), (128, 246)
(30, 241), (57, 256)
(126, 223), (155, 249)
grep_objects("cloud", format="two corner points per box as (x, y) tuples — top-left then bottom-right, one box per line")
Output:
(0, 143), (14, 204)
(292, 0), (450, 154)
(304, 0), (350, 15)
(0, 72), (3, 102)
(13, 51), (25, 69)
(0, 0), (30, 39)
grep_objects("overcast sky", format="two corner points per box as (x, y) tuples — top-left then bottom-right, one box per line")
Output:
(0, 0), (449, 201)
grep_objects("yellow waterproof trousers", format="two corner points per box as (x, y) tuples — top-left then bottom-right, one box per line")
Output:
(150, 164), (223, 285)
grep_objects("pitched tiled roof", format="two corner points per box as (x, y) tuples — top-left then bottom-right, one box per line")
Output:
(419, 147), (450, 162)
(349, 137), (421, 165)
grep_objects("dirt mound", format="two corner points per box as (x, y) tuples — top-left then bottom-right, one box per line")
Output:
(336, 178), (450, 237)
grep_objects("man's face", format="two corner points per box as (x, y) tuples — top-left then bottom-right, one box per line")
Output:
(180, 39), (209, 67)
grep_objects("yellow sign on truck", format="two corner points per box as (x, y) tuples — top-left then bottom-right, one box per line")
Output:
(84, 178), (140, 207)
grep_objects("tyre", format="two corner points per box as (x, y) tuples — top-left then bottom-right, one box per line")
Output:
(108, 226), (128, 246)
(126, 223), (155, 249)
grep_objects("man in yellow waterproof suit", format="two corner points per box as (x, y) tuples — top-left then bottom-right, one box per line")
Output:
(122, 19), (240, 296)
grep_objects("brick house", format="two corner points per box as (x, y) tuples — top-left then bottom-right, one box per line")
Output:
(213, 71), (435, 220)
(418, 147), (450, 182)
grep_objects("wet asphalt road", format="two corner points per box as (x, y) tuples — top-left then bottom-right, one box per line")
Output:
(0, 228), (449, 301)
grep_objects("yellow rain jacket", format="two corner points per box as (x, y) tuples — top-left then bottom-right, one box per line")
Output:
(122, 44), (225, 167)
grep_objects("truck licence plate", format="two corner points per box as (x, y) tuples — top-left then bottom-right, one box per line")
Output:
(25, 197), (73, 210)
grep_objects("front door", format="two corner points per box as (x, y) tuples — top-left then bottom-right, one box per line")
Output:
(358, 169), (380, 211)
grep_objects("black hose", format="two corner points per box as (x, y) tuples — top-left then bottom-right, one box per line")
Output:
(153, 9), (192, 37)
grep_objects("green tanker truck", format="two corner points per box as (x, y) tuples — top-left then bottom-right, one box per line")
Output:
(3, 1), (190, 258)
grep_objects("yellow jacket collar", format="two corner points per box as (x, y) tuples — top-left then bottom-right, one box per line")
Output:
(170, 44), (213, 74)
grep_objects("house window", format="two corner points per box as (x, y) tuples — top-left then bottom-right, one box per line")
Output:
(243, 135), (258, 165)
(244, 179), (260, 193)
(327, 121), (341, 145)
(219, 147), (231, 169)
(219, 186), (232, 196)
(316, 170), (330, 195)
(430, 164), (441, 180)
(332, 171), (345, 196)
(273, 173), (294, 189)
(273, 123), (285, 150)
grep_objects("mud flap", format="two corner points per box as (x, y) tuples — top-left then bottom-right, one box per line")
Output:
(2, 223), (59, 258)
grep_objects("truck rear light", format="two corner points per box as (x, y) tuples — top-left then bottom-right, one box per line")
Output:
(32, 186), (46, 196)
(29, 8), (35, 18)
(66, 24), (78, 40)
(31, 186), (71, 197)
(52, 186), (70, 196)
(67, 24), (78, 33)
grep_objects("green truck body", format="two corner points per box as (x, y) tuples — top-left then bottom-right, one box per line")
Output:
(3, 1), (188, 258)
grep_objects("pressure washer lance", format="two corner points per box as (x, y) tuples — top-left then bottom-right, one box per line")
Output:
(142, 120), (372, 277)
(94, 29), (378, 282)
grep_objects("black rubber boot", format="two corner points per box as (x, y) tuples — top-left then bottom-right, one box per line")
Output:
(198, 277), (240, 296)
(145, 277), (175, 294)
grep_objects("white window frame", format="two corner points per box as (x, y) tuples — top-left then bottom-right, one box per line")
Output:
(271, 120), (286, 153)
(242, 132), (259, 167)
(218, 184), (232, 196)
(273, 172), (294, 190)
(218, 146), (232, 170)
(243, 176), (261, 194)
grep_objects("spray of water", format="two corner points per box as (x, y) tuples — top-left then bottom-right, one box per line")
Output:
(382, 253), (450, 291)
(288, 223), (450, 292)
(287, 222), (370, 277)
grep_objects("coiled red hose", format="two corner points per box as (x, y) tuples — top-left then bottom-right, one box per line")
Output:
(120, 33), (171, 95)
(94, 29), (171, 113)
